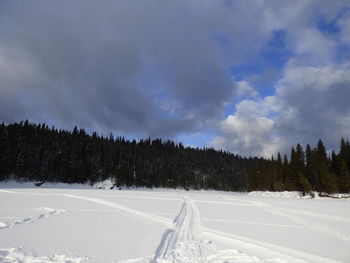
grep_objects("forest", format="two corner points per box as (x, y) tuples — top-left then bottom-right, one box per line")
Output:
(1, 121), (350, 193)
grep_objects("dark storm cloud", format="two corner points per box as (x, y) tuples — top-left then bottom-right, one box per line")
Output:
(273, 64), (350, 153)
(0, 0), (237, 137)
(3, 0), (350, 156)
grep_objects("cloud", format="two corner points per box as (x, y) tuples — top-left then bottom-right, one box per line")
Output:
(210, 98), (280, 157)
(209, 0), (350, 157)
(286, 28), (337, 65)
(4, 0), (316, 137)
(212, 63), (350, 157)
(338, 11), (350, 45)
(274, 63), (350, 151)
(235, 81), (258, 98)
(0, 0), (245, 137)
(1, 0), (350, 157)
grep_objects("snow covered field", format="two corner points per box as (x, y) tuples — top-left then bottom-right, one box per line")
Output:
(0, 183), (349, 263)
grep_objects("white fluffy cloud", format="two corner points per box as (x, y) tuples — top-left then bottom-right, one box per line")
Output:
(287, 28), (337, 65)
(235, 81), (258, 98)
(212, 63), (350, 157)
(209, 0), (350, 157)
(211, 98), (280, 157)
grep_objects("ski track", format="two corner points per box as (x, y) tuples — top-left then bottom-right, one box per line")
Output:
(59, 193), (342, 263)
(0, 189), (18, 194)
(223, 196), (350, 223)
(202, 219), (306, 230)
(99, 195), (182, 202)
(222, 197), (350, 241)
(269, 206), (350, 224)
(0, 207), (66, 230)
(0, 189), (346, 263)
(192, 200), (259, 207)
(151, 197), (208, 263)
(202, 228), (342, 263)
(0, 189), (61, 196)
(261, 207), (350, 241)
(62, 194), (172, 227)
(126, 196), (278, 263)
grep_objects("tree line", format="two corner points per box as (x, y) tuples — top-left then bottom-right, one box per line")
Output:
(0, 121), (349, 193)
(245, 139), (350, 194)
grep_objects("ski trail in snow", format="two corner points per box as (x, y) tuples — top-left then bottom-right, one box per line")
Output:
(202, 228), (344, 263)
(262, 208), (350, 241)
(152, 197), (208, 263)
(0, 189), (61, 196)
(99, 194), (182, 202)
(0, 207), (66, 230)
(269, 206), (350, 224)
(203, 218), (306, 229)
(150, 198), (272, 263)
(193, 200), (259, 207)
(223, 197), (350, 241)
(62, 194), (172, 227)
(0, 189), (18, 194)
(224, 196), (350, 223)
(62, 194), (341, 263)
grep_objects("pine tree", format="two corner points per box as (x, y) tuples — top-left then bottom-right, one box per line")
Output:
(1, 121), (350, 193)
(0, 127), (11, 180)
(275, 152), (283, 191)
(316, 140), (337, 193)
(286, 147), (297, 190)
(305, 144), (317, 190)
(336, 159), (350, 193)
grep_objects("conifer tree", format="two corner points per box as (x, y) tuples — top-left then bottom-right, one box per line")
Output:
(275, 152), (283, 191)
(305, 144), (316, 188)
(336, 159), (350, 192)
(1, 121), (350, 193)
(316, 140), (337, 193)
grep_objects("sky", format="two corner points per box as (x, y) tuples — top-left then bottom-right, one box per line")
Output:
(1, 0), (350, 157)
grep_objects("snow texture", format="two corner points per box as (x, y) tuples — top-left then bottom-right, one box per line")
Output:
(0, 207), (66, 230)
(151, 197), (208, 263)
(0, 247), (87, 263)
(0, 182), (349, 263)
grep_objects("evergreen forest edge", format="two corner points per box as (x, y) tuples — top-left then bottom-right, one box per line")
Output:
(1, 121), (350, 194)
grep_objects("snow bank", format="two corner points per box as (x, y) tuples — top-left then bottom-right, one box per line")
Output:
(248, 191), (350, 199)
(0, 180), (91, 189)
(0, 248), (87, 263)
(314, 192), (350, 199)
(248, 191), (302, 198)
(92, 179), (115, 189)
(1, 180), (349, 199)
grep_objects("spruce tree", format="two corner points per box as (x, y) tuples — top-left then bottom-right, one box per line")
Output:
(305, 144), (316, 189)
(336, 159), (350, 193)
(316, 140), (337, 193)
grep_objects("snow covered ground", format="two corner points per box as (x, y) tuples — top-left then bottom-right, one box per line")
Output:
(0, 182), (349, 263)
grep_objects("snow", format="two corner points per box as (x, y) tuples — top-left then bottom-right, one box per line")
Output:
(0, 207), (66, 230)
(0, 247), (86, 263)
(151, 197), (210, 263)
(248, 191), (302, 198)
(92, 179), (115, 189)
(0, 182), (350, 263)
(248, 191), (350, 200)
